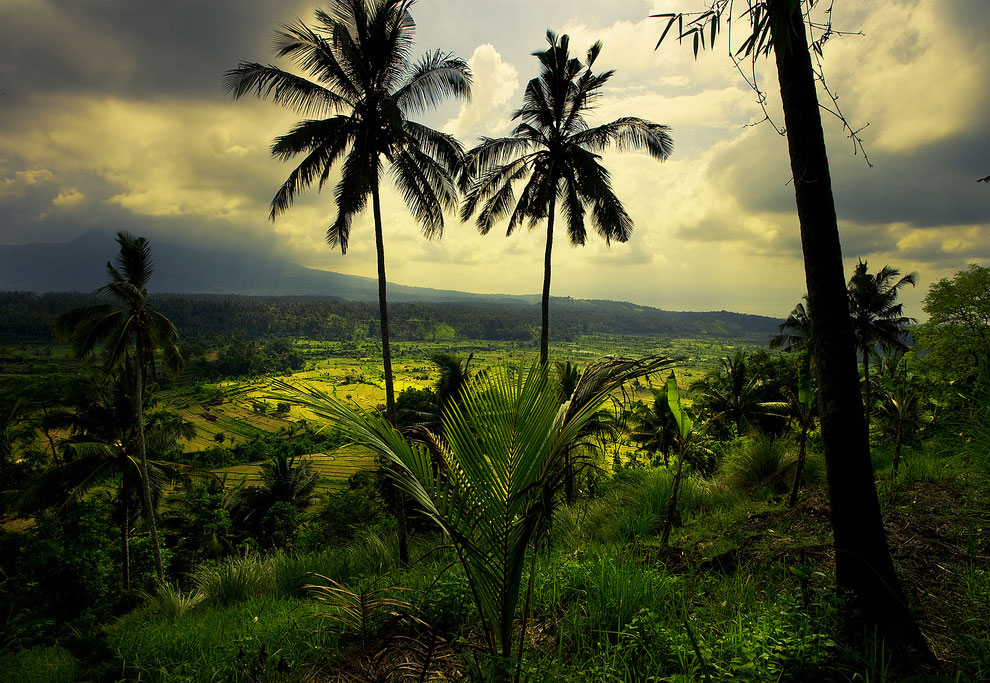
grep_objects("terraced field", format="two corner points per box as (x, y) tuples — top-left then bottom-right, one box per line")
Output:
(213, 446), (376, 491)
(159, 335), (745, 487)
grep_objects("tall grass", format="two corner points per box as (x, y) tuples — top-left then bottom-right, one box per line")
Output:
(0, 646), (79, 683)
(193, 557), (276, 607)
(106, 596), (330, 682)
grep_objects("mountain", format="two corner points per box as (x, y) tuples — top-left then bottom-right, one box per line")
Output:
(0, 231), (782, 342)
(0, 230), (538, 304)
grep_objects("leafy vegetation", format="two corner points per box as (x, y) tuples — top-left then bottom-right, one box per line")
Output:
(0, 2), (987, 679)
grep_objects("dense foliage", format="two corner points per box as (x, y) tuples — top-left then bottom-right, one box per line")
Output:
(0, 292), (779, 345)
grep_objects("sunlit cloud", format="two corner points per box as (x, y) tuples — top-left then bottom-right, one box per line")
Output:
(0, 0), (985, 319)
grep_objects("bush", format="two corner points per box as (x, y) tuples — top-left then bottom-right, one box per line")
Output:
(299, 474), (386, 551)
(722, 435), (795, 495)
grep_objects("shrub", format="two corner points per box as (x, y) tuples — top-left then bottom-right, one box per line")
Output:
(723, 435), (795, 495)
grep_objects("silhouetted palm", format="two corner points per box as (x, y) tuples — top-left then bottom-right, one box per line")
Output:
(53, 232), (181, 583)
(459, 31), (673, 365)
(691, 351), (786, 439)
(224, 0), (471, 424)
(431, 352), (473, 421)
(847, 260), (917, 421)
(14, 374), (192, 587)
(769, 297), (812, 353)
(628, 387), (679, 467)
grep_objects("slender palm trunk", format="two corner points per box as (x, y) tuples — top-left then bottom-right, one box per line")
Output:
(660, 441), (686, 547)
(769, 0), (923, 649)
(133, 345), (164, 583)
(540, 199), (556, 366)
(371, 183), (397, 424)
(371, 181), (409, 566)
(787, 420), (810, 508)
(893, 412), (904, 475)
(121, 491), (131, 590)
(862, 349), (872, 424)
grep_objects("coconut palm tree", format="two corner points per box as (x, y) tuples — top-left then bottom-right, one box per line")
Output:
(628, 387), (680, 468)
(691, 350), (786, 439)
(769, 297), (812, 353)
(224, 0), (471, 425)
(276, 355), (674, 672)
(14, 373), (193, 588)
(847, 260), (917, 421)
(459, 31), (673, 365)
(53, 232), (181, 583)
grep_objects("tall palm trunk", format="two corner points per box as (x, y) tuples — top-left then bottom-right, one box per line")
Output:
(133, 343), (164, 583)
(660, 441), (686, 547)
(371, 183), (397, 424)
(371, 180), (409, 566)
(861, 348), (872, 423)
(120, 486), (131, 590)
(540, 198), (556, 366)
(787, 420), (810, 508)
(768, 0), (922, 648)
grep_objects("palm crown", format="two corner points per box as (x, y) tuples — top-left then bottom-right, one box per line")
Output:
(459, 30), (672, 363)
(847, 260), (917, 421)
(223, 0), (471, 253)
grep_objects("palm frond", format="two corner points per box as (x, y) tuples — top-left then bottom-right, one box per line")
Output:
(395, 49), (471, 115)
(222, 62), (352, 116)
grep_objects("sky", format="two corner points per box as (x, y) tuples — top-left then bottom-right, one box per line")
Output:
(0, 0), (987, 318)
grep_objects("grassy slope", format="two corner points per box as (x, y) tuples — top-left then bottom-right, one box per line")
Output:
(4, 443), (986, 682)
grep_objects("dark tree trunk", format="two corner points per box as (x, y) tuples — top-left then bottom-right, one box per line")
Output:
(787, 420), (809, 508)
(121, 490), (131, 590)
(892, 414), (904, 475)
(768, 0), (924, 650)
(862, 348), (872, 423)
(660, 442), (686, 547)
(371, 181), (409, 566)
(540, 200), (556, 366)
(133, 345), (164, 583)
(371, 183), (397, 424)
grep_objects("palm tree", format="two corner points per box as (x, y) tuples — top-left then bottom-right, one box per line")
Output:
(769, 297), (812, 353)
(277, 355), (673, 672)
(847, 260), (917, 422)
(224, 0), (471, 425)
(459, 31), (673, 365)
(691, 350), (785, 439)
(14, 374), (193, 588)
(431, 352), (473, 422)
(628, 387), (679, 468)
(787, 349), (816, 508)
(53, 232), (181, 583)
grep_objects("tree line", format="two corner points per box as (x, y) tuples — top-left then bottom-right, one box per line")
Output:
(0, 291), (779, 345)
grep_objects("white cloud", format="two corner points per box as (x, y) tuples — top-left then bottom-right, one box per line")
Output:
(444, 44), (520, 140)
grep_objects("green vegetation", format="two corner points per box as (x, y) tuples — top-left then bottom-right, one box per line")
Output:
(1, 1), (988, 680)
(3, 257), (988, 680)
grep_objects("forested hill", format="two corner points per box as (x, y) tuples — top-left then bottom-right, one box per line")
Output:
(0, 230), (537, 304)
(0, 292), (780, 344)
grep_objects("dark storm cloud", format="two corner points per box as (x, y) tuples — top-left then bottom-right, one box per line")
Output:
(708, 114), (990, 235)
(0, 0), (308, 101)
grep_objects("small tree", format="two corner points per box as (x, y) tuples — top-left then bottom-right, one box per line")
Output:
(787, 349), (816, 508)
(278, 355), (673, 675)
(53, 232), (181, 583)
(660, 371), (695, 547)
(847, 260), (917, 422)
(460, 31), (673, 365)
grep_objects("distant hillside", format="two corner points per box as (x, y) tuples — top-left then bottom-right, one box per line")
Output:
(0, 230), (537, 304)
(0, 231), (782, 343)
(0, 292), (782, 344)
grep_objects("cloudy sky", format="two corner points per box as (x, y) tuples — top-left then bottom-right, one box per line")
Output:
(1, 0), (987, 318)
